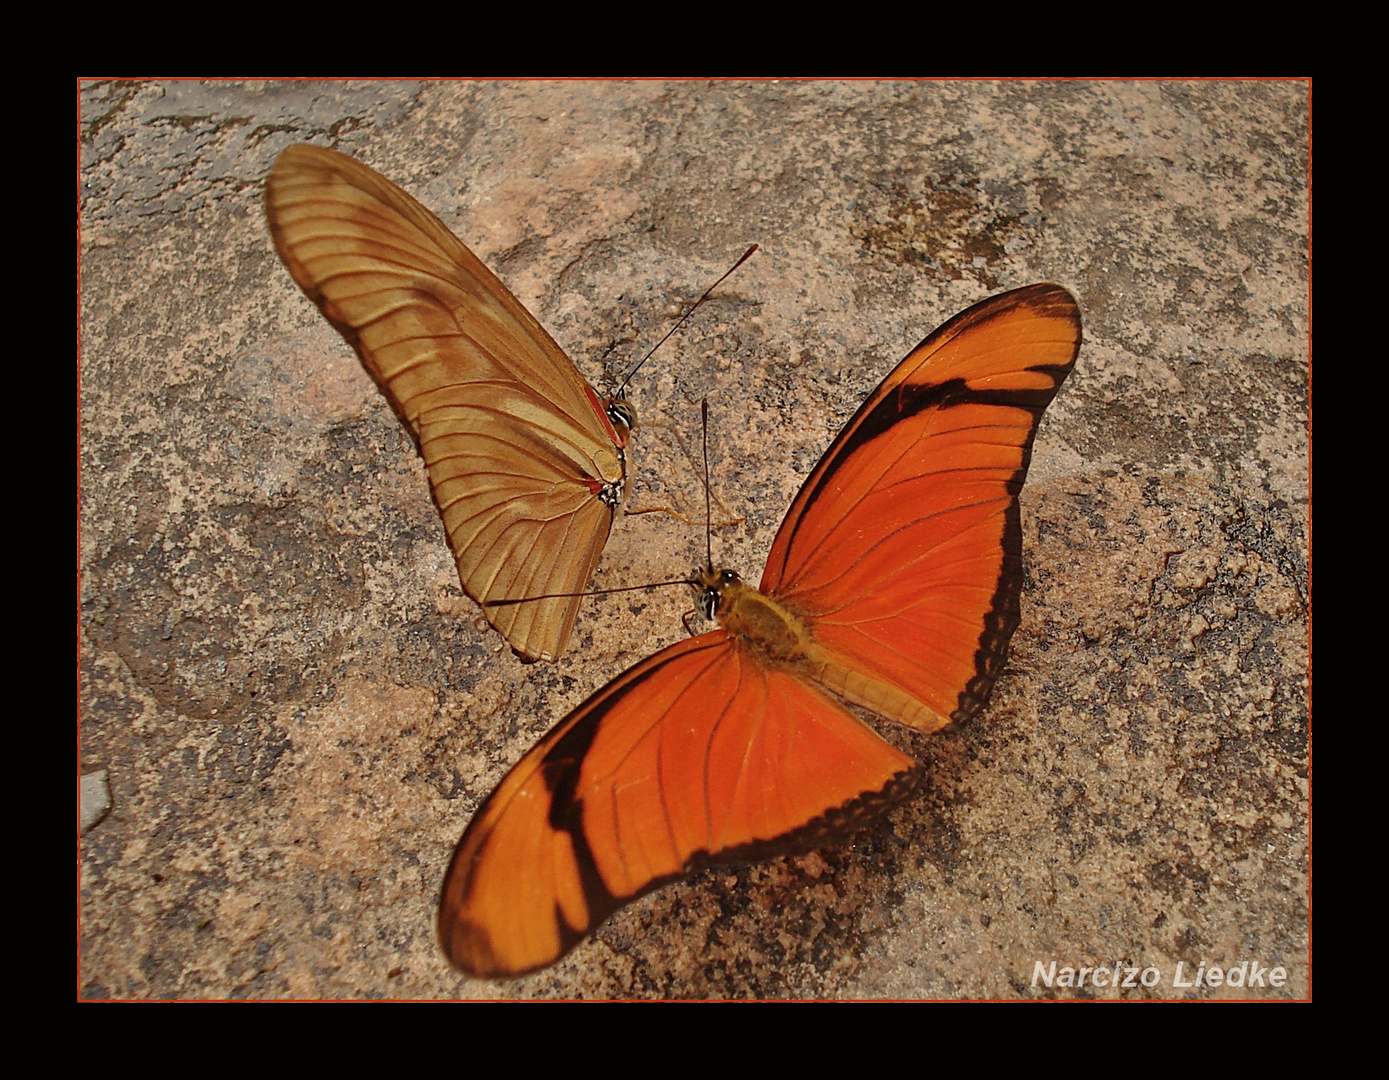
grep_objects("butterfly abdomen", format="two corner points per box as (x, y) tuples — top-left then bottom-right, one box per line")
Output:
(800, 649), (951, 734)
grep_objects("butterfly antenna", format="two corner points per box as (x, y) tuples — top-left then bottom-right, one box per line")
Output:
(616, 244), (758, 397)
(702, 399), (714, 573)
(482, 579), (695, 607)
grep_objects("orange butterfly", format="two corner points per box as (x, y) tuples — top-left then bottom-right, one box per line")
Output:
(265, 144), (634, 662)
(438, 283), (1082, 977)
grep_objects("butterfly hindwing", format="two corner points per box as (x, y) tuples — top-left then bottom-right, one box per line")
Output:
(438, 631), (920, 977)
(762, 284), (1081, 730)
(265, 144), (625, 661)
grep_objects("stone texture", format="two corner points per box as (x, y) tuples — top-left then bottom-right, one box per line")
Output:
(79, 79), (1309, 999)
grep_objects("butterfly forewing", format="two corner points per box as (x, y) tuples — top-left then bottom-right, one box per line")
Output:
(438, 631), (919, 978)
(266, 144), (624, 661)
(762, 284), (1081, 728)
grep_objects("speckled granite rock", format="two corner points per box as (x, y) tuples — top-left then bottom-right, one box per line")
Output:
(79, 79), (1309, 1000)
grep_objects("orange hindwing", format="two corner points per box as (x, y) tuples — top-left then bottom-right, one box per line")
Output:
(439, 632), (919, 977)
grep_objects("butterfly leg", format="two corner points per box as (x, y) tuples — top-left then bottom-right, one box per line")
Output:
(624, 505), (745, 528)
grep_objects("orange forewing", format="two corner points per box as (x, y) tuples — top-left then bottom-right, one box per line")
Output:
(439, 284), (1081, 977)
(265, 144), (626, 661)
(764, 284), (1082, 727)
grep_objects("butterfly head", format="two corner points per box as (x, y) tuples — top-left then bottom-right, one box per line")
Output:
(605, 396), (637, 447)
(690, 567), (743, 622)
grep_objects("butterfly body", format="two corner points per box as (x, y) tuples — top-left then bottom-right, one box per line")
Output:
(440, 282), (1082, 978)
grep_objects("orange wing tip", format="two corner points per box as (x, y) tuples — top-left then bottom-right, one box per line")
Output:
(438, 910), (587, 981)
(438, 763), (923, 979)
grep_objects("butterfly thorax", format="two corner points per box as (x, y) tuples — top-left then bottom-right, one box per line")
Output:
(694, 568), (811, 664)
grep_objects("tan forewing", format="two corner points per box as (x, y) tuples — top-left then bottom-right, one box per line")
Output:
(265, 144), (624, 660)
